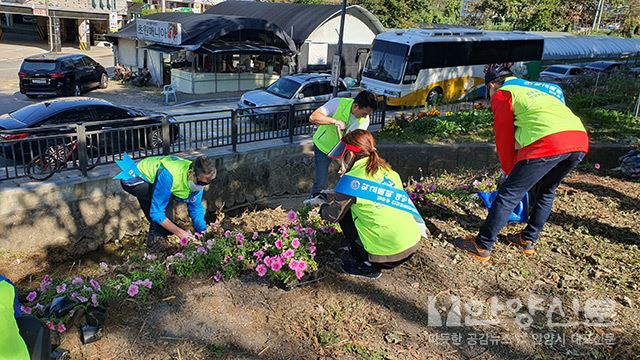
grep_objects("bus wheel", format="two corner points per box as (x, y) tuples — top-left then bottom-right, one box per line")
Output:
(426, 87), (443, 105)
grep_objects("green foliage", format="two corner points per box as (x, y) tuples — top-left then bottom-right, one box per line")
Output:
(140, 8), (161, 17)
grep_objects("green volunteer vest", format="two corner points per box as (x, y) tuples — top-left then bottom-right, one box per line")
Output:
(0, 281), (29, 360)
(312, 98), (368, 154)
(137, 156), (192, 199)
(345, 158), (421, 256)
(500, 77), (586, 148)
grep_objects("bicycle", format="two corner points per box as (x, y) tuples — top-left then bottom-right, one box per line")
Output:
(26, 139), (101, 181)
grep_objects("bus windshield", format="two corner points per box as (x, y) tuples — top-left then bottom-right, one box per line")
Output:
(363, 40), (409, 84)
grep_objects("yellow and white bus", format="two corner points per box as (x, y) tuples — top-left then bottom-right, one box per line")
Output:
(360, 28), (544, 107)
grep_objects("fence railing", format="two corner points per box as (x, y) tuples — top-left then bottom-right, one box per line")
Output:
(0, 100), (387, 181)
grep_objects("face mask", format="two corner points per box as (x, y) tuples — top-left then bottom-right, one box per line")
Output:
(189, 181), (205, 192)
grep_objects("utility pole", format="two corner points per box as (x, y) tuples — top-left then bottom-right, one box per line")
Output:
(331, 0), (347, 97)
(592, 0), (604, 30)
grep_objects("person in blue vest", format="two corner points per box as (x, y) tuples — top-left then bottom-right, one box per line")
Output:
(120, 155), (217, 252)
(0, 275), (51, 360)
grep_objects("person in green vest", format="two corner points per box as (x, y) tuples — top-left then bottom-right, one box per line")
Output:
(315, 130), (422, 279)
(0, 275), (50, 360)
(308, 91), (377, 198)
(120, 155), (217, 252)
(453, 66), (589, 262)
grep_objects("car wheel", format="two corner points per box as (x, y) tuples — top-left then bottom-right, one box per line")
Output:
(99, 73), (108, 89)
(147, 129), (163, 148)
(426, 87), (443, 105)
(73, 84), (81, 96)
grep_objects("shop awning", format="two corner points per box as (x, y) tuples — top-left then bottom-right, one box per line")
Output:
(198, 42), (291, 55)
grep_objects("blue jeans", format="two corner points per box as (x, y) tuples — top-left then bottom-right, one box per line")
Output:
(310, 144), (331, 196)
(476, 152), (586, 250)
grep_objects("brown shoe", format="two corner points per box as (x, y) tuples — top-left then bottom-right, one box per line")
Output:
(453, 236), (491, 262)
(507, 233), (535, 256)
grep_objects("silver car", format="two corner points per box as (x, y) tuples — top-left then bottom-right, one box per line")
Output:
(538, 65), (584, 84)
(237, 73), (355, 129)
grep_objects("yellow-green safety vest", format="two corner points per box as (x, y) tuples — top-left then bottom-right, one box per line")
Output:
(345, 158), (422, 256)
(137, 156), (192, 199)
(312, 98), (368, 154)
(0, 279), (29, 360)
(500, 77), (587, 148)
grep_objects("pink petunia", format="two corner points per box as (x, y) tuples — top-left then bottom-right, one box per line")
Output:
(196, 246), (207, 254)
(282, 249), (295, 259)
(270, 261), (282, 272)
(256, 264), (267, 277)
(235, 233), (245, 244)
(287, 211), (298, 222)
(328, 227), (337, 235)
(223, 255), (231, 264)
(305, 227), (315, 235)
(252, 232), (259, 241)
(71, 277), (83, 286)
(213, 271), (222, 282)
(20, 305), (32, 314)
(263, 256), (273, 267)
(141, 279), (153, 289)
(253, 250), (265, 260)
(57, 324), (66, 333)
(175, 252), (184, 258)
(26, 291), (37, 303)
(237, 255), (244, 261)
(56, 283), (67, 294)
(127, 284), (139, 297)
(291, 238), (300, 249)
(224, 230), (232, 237)
(295, 269), (304, 280)
(275, 239), (283, 249)
(180, 237), (189, 247)
(297, 259), (307, 271)
(89, 279), (101, 291)
(309, 245), (316, 254)
(472, 180), (482, 187)
(91, 294), (99, 307)
(288, 259), (299, 270)
(46, 321), (55, 331)
(594, 163), (601, 170)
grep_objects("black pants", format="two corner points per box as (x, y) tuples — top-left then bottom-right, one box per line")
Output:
(121, 180), (175, 237)
(339, 209), (414, 269)
(17, 315), (51, 360)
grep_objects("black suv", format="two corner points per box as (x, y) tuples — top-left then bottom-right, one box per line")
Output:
(19, 54), (108, 98)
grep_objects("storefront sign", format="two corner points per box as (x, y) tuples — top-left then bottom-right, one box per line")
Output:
(32, 8), (47, 16)
(109, 13), (119, 32)
(136, 19), (182, 45)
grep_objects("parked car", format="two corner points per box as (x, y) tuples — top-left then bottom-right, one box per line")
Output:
(237, 73), (357, 129)
(583, 61), (623, 73)
(19, 53), (108, 98)
(0, 98), (178, 163)
(538, 65), (584, 84)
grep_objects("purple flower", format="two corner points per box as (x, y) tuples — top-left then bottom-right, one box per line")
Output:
(252, 232), (259, 240)
(26, 291), (37, 303)
(213, 271), (222, 283)
(89, 279), (101, 291)
(72, 277), (84, 286)
(415, 183), (424, 191)
(180, 237), (189, 247)
(291, 238), (300, 249)
(253, 250), (265, 260)
(76, 295), (88, 303)
(206, 239), (214, 249)
(166, 255), (174, 262)
(235, 233), (245, 244)
(256, 264), (267, 277)
(99, 262), (108, 270)
(127, 284), (139, 297)
(91, 294), (99, 307)
(196, 246), (207, 254)
(287, 211), (298, 222)
(305, 227), (315, 235)
(328, 227), (337, 235)
(408, 192), (417, 201)
(237, 255), (244, 262)
(140, 279), (153, 289)
(282, 249), (295, 259)
(309, 245), (316, 254)
(20, 305), (32, 314)
(427, 184), (437, 193)
(594, 163), (601, 170)
(275, 239), (283, 249)
(39, 275), (51, 292)
(56, 283), (67, 294)
(57, 324), (66, 333)
(224, 230), (232, 237)
(174, 252), (184, 258)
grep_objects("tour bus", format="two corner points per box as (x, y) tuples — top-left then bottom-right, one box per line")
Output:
(360, 28), (545, 107)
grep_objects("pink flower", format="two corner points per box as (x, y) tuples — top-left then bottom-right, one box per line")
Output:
(223, 255), (231, 264)
(197, 246), (207, 254)
(594, 163), (601, 170)
(328, 227), (337, 235)
(291, 238), (300, 249)
(57, 324), (66, 333)
(180, 237), (189, 247)
(485, 180), (493, 186)
(91, 294), (99, 307)
(140, 279), (153, 289)
(275, 239), (283, 249)
(235, 233), (245, 244)
(252, 232), (259, 240)
(21, 305), (32, 314)
(46, 321), (55, 331)
(237, 255), (244, 261)
(305, 227), (315, 235)
(71, 277), (83, 286)
(39, 275), (51, 292)
(56, 283), (67, 294)
(99, 262), (108, 270)
(256, 264), (267, 277)
(253, 251), (265, 260)
(295, 269), (304, 280)
(297, 259), (307, 271)
(288, 259), (299, 270)
(213, 271), (222, 282)
(127, 284), (139, 297)
(309, 245), (316, 254)
(26, 291), (37, 302)
(224, 230), (231, 237)
(472, 180), (482, 187)
(174, 252), (184, 258)
(287, 211), (298, 222)
(206, 239), (214, 249)
(89, 279), (101, 291)
(263, 256), (273, 267)
(76, 295), (88, 303)
(270, 261), (282, 272)
(282, 249), (295, 259)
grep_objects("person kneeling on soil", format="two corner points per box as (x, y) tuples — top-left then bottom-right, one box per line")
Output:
(314, 130), (425, 279)
(0, 274), (51, 360)
(120, 155), (217, 252)
(453, 65), (589, 262)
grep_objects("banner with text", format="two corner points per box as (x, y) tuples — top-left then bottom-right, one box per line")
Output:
(136, 19), (182, 45)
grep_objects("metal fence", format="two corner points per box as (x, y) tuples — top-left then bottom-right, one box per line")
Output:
(0, 100), (388, 181)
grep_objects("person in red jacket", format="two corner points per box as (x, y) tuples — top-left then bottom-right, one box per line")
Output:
(453, 66), (589, 262)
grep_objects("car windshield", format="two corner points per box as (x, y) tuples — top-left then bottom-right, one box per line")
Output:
(545, 66), (568, 74)
(265, 78), (300, 99)
(363, 40), (409, 84)
(8, 103), (47, 124)
(21, 60), (57, 72)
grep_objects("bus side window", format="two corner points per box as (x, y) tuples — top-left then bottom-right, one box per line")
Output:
(404, 44), (422, 84)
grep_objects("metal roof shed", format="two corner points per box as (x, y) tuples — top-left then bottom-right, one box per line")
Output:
(538, 33), (640, 61)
